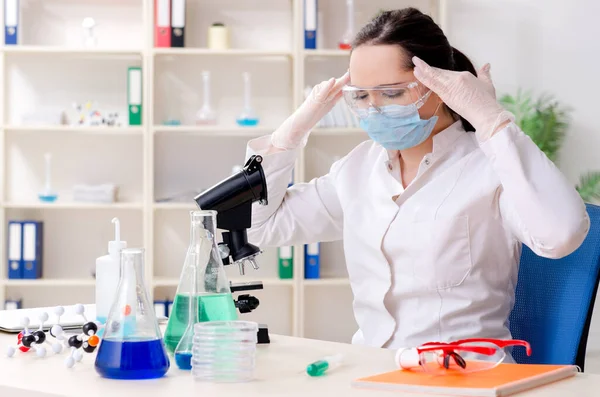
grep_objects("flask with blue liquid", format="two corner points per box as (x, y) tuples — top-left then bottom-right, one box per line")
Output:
(94, 248), (170, 380)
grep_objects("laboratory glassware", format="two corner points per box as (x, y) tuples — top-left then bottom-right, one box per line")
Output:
(94, 248), (170, 380)
(82, 17), (98, 48)
(195, 71), (217, 125)
(164, 210), (238, 353)
(191, 321), (258, 382)
(38, 153), (58, 202)
(173, 263), (197, 370)
(395, 338), (531, 375)
(236, 72), (260, 127)
(339, 0), (354, 50)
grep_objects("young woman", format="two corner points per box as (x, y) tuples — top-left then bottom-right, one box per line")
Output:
(244, 8), (589, 352)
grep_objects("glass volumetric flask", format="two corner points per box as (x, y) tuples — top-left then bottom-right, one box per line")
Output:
(95, 248), (170, 380)
(164, 210), (238, 354)
(174, 262), (198, 370)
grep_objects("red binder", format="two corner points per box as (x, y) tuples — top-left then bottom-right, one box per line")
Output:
(155, 0), (171, 47)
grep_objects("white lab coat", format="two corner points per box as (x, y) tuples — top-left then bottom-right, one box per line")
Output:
(245, 121), (590, 350)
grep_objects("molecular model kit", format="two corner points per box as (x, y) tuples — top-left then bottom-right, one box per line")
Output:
(5, 304), (104, 368)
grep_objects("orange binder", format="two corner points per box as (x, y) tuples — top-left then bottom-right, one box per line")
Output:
(352, 362), (578, 396)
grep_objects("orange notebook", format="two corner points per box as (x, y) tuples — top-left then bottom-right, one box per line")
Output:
(352, 363), (578, 396)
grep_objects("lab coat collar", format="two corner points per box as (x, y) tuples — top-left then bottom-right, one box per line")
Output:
(384, 120), (466, 164)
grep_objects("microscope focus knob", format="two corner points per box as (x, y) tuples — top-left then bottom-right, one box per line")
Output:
(218, 243), (230, 260)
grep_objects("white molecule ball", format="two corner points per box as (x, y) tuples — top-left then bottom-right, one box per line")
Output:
(20, 317), (30, 327)
(6, 346), (16, 357)
(74, 350), (83, 362)
(65, 356), (75, 368)
(36, 347), (47, 358)
(74, 304), (85, 315)
(52, 343), (63, 354)
(50, 325), (64, 339)
(54, 306), (65, 317)
(38, 312), (49, 322)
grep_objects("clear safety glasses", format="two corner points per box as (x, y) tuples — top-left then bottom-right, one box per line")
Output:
(342, 81), (431, 120)
(397, 338), (531, 376)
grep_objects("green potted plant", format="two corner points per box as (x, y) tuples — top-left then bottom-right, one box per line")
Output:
(499, 91), (600, 203)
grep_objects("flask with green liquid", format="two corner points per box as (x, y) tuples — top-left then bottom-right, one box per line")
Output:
(164, 210), (238, 354)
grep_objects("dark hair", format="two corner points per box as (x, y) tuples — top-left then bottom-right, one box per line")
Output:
(352, 8), (476, 132)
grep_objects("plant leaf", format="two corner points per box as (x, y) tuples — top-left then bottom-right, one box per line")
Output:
(577, 172), (600, 203)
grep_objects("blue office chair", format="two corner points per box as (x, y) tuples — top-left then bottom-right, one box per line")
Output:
(509, 203), (600, 371)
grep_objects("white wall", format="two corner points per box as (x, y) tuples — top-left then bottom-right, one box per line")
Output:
(445, 0), (600, 370)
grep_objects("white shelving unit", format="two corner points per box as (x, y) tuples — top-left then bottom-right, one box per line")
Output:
(0, 0), (444, 343)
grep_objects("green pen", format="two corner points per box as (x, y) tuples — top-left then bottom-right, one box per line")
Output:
(306, 354), (344, 377)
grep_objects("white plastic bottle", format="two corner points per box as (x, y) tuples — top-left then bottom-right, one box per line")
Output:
(95, 217), (127, 324)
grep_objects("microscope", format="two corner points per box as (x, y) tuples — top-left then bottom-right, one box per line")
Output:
(194, 155), (270, 343)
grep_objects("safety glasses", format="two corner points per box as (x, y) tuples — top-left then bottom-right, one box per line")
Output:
(342, 81), (431, 119)
(397, 338), (532, 376)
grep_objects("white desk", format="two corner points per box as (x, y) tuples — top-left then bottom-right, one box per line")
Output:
(1, 332), (600, 397)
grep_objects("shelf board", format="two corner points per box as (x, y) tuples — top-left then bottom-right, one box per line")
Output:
(312, 127), (364, 136)
(304, 49), (351, 58)
(3, 202), (144, 210)
(153, 202), (196, 210)
(4, 125), (144, 135)
(2, 46), (142, 57)
(153, 48), (293, 57)
(153, 125), (273, 137)
(303, 278), (350, 286)
(2, 278), (95, 287)
(153, 277), (294, 288)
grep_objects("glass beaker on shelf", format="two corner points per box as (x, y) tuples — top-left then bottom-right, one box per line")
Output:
(94, 248), (170, 380)
(164, 210), (238, 354)
(195, 70), (217, 125)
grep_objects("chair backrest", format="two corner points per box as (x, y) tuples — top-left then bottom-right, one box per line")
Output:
(509, 203), (600, 371)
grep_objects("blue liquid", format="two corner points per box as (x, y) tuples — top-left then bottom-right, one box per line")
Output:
(38, 194), (58, 202)
(236, 118), (260, 127)
(95, 339), (170, 380)
(96, 316), (107, 338)
(175, 352), (192, 370)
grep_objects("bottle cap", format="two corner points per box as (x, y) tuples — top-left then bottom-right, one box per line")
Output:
(108, 217), (127, 255)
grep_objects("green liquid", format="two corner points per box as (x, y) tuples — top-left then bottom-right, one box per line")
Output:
(164, 292), (238, 353)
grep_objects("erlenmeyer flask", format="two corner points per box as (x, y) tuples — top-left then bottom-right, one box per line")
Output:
(94, 248), (170, 379)
(164, 210), (238, 353)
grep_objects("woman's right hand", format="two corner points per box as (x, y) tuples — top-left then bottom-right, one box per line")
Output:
(271, 71), (350, 150)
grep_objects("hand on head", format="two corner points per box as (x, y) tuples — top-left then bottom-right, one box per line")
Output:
(411, 56), (511, 141)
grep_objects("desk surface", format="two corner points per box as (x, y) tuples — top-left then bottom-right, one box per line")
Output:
(1, 331), (600, 397)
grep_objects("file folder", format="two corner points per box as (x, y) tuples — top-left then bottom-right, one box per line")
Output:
(4, 0), (19, 45)
(154, 300), (167, 317)
(304, 242), (320, 279)
(171, 0), (186, 47)
(4, 299), (22, 310)
(278, 246), (294, 279)
(154, 0), (171, 47)
(7, 221), (22, 279)
(22, 221), (43, 279)
(128, 67), (143, 126)
(304, 0), (317, 49)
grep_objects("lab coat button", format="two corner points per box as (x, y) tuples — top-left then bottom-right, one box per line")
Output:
(387, 163), (393, 171)
(424, 158), (430, 166)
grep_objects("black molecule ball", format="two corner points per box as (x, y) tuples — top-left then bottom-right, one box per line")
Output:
(68, 335), (83, 349)
(82, 322), (98, 336)
(83, 344), (97, 353)
(22, 334), (36, 348)
(33, 330), (46, 344)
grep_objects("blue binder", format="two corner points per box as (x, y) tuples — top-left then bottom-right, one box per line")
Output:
(7, 221), (23, 279)
(304, 0), (317, 49)
(4, 0), (19, 45)
(304, 242), (320, 279)
(4, 299), (22, 310)
(154, 300), (168, 317)
(21, 221), (43, 279)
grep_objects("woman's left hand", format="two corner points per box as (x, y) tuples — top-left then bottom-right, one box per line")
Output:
(412, 56), (512, 141)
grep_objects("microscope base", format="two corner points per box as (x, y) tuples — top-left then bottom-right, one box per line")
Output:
(257, 324), (270, 344)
